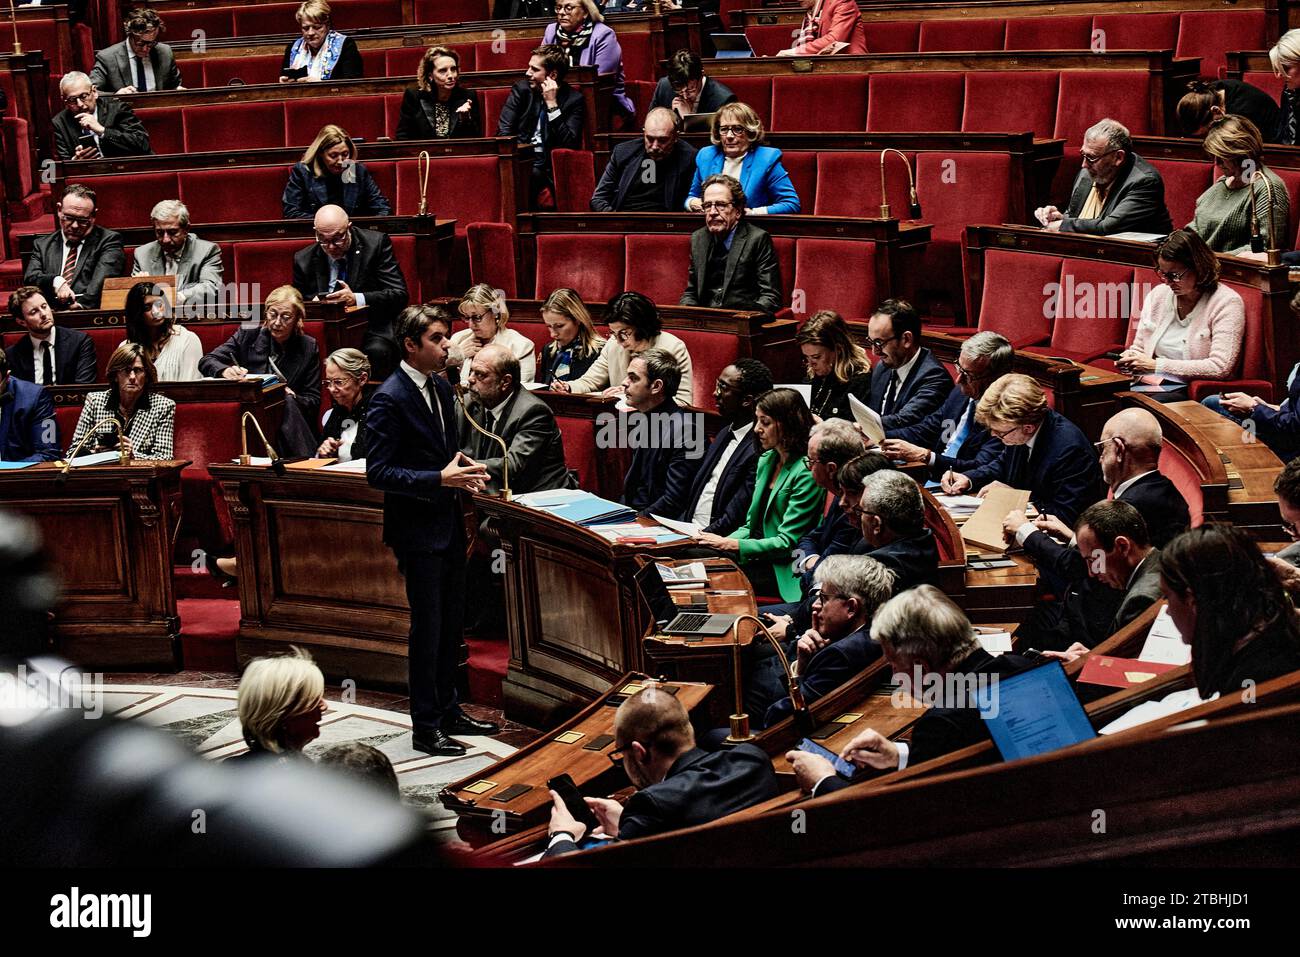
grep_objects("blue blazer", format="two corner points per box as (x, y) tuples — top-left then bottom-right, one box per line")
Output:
(365, 368), (464, 554)
(281, 161), (392, 220)
(674, 423), (760, 535)
(865, 347), (953, 432)
(887, 384), (1004, 481)
(686, 145), (801, 215)
(0, 376), (60, 462)
(964, 408), (1103, 526)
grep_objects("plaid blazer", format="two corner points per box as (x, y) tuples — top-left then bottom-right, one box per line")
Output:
(69, 389), (175, 460)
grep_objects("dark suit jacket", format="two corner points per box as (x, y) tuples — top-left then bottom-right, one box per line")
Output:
(1216, 623), (1300, 696)
(851, 529), (941, 593)
(23, 226), (126, 309)
(865, 347), (952, 432)
(620, 401), (703, 517)
(965, 409), (1102, 526)
(539, 340), (601, 385)
(365, 367), (464, 554)
(1060, 152), (1173, 236)
(672, 422), (760, 534)
(1250, 366), (1300, 460)
(797, 497), (863, 570)
(679, 220), (782, 314)
(590, 137), (697, 212)
(197, 327), (321, 424)
(650, 75), (737, 114)
(1120, 471), (1191, 549)
(4, 327), (96, 384)
(395, 86), (482, 140)
(292, 226), (410, 336)
(52, 96), (151, 160)
(544, 744), (779, 856)
(763, 626), (881, 726)
(496, 79), (585, 164)
(279, 36), (363, 79)
(887, 385), (1004, 481)
(0, 375), (60, 462)
(321, 394), (369, 460)
(88, 39), (182, 92)
(281, 161), (392, 219)
(456, 387), (574, 495)
(1111, 549), (1163, 635)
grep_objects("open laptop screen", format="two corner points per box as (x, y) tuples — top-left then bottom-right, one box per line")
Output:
(979, 661), (1096, 761)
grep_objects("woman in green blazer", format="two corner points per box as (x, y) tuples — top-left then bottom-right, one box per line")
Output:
(699, 388), (825, 600)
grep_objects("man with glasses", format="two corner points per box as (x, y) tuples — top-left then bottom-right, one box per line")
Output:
(1033, 117), (1172, 236)
(590, 107), (697, 212)
(52, 71), (151, 161)
(862, 298), (951, 431)
(650, 48), (737, 118)
(89, 7), (183, 94)
(292, 205), (409, 380)
(544, 687), (778, 856)
(23, 184), (125, 310)
(679, 173), (782, 314)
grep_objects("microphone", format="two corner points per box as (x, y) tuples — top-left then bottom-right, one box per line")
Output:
(57, 417), (132, 481)
(452, 383), (512, 501)
(723, 612), (809, 744)
(239, 411), (285, 475)
(416, 150), (431, 217)
(1247, 165), (1280, 265)
(878, 148), (923, 220)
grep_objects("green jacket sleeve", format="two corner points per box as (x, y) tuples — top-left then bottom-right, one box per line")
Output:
(736, 462), (824, 563)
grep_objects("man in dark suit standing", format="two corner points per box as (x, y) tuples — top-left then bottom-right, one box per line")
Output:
(52, 72), (151, 161)
(5, 288), (96, 385)
(618, 348), (704, 517)
(497, 44), (585, 206)
(292, 205), (409, 381)
(590, 107), (697, 212)
(88, 8), (183, 93)
(680, 174), (782, 314)
(863, 299), (952, 431)
(650, 49), (737, 118)
(458, 343), (574, 495)
(544, 687), (778, 855)
(666, 358), (772, 534)
(23, 184), (125, 311)
(366, 305), (499, 757)
(1035, 118), (1173, 236)
(0, 352), (60, 462)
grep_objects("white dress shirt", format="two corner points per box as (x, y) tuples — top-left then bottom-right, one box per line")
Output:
(28, 327), (56, 385)
(128, 50), (157, 91)
(692, 420), (754, 527)
(400, 360), (443, 423)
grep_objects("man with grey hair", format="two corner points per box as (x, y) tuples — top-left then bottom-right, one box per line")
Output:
(881, 330), (1014, 483)
(680, 173), (782, 314)
(52, 71), (151, 161)
(1034, 117), (1173, 236)
(847, 469), (940, 591)
(753, 555), (894, 728)
(786, 585), (1036, 794)
(132, 200), (224, 307)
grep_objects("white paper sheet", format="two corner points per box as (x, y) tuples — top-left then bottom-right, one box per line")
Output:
(847, 393), (885, 444)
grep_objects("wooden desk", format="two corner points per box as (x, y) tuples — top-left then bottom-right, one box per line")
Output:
(0, 460), (187, 670)
(440, 672), (714, 839)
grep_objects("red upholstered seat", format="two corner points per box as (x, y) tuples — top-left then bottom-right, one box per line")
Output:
(1176, 11), (1266, 80)
(624, 234), (691, 304)
(618, 33), (655, 84)
(365, 161), (398, 209)
(867, 73), (963, 132)
(285, 96), (388, 146)
(507, 321), (552, 356)
(1198, 279), (1274, 401)
(186, 102), (286, 153)
(179, 167), (287, 225)
(76, 328), (125, 379)
(919, 19), (1005, 53)
(136, 108), (184, 156)
(771, 76), (867, 132)
(551, 149), (596, 212)
(963, 71), (1057, 137)
(1090, 13), (1180, 51)
(466, 222), (517, 296)
(1157, 443), (1205, 527)
(325, 0), (404, 31)
(1243, 71), (1285, 100)
(625, 80), (656, 125)
(793, 238), (877, 321)
(674, 328), (740, 409)
(535, 234), (624, 301)
(866, 21), (920, 53)
(161, 8), (236, 43)
(388, 234), (420, 299)
(70, 172), (178, 229)
(54, 405), (79, 449)
(814, 150), (912, 218)
(414, 0), (492, 24)
(480, 87), (514, 139)
(772, 236), (796, 305)
(744, 25), (794, 58)
(1267, 166), (1300, 250)
(1054, 71), (1152, 142)
(385, 47), (431, 77)
(394, 155), (502, 229)
(1, 21), (71, 74)
(201, 55), (285, 87)
(555, 414), (597, 489)
(232, 240), (303, 296)
(721, 78), (772, 130)
(778, 150), (816, 210)
(1004, 15), (1093, 50)
(1146, 160), (1211, 231)
(1028, 259), (1135, 362)
(474, 38), (539, 73)
(976, 249), (1057, 348)
(192, 322), (241, 357)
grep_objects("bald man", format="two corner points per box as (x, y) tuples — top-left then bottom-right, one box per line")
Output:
(543, 686), (778, 856)
(292, 205), (409, 379)
(590, 106), (697, 212)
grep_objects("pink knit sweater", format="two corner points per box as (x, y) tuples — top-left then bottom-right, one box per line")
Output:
(1128, 282), (1245, 380)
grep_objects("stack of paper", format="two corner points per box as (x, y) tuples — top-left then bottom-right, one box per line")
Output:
(1137, 606), (1192, 666)
(657, 561), (708, 586)
(959, 486), (1030, 552)
(975, 630), (1014, 655)
(650, 514), (702, 538)
(847, 394), (885, 445)
(320, 458), (368, 473)
(934, 493), (984, 517)
(589, 523), (686, 543)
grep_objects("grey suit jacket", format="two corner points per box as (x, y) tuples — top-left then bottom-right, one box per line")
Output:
(679, 219), (782, 314)
(456, 387), (575, 496)
(1061, 152), (1173, 236)
(131, 234), (224, 304)
(89, 40), (183, 92)
(23, 225), (126, 309)
(1111, 548), (1164, 635)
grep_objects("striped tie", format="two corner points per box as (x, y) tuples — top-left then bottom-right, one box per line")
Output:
(62, 241), (80, 283)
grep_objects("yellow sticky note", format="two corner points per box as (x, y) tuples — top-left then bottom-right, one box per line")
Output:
(1124, 671), (1157, 683)
(554, 731), (585, 744)
(462, 780), (496, 795)
(832, 712), (863, 724)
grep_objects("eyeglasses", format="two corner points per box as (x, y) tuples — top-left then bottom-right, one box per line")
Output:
(865, 334), (899, 352)
(715, 378), (738, 393)
(842, 503), (867, 519)
(955, 363), (981, 381)
(718, 125), (747, 136)
(608, 743), (633, 766)
(988, 424), (1020, 440)
(1284, 518), (1299, 539)
(556, 2), (583, 11)
(322, 378), (353, 388)
(613, 328), (636, 342)
(803, 455), (822, 468)
(814, 590), (848, 605)
(129, 35), (159, 49)
(465, 314), (492, 325)
(62, 91), (94, 106)
(1093, 436), (1118, 453)
(314, 231), (348, 247)
(701, 201), (734, 211)
(1154, 267), (1190, 282)
(264, 309), (295, 325)
(59, 212), (93, 226)
(1081, 148), (1119, 166)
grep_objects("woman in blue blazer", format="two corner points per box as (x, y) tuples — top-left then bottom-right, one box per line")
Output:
(282, 124), (392, 220)
(699, 388), (825, 600)
(685, 102), (801, 216)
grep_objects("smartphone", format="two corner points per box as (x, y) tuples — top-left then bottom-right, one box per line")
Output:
(546, 773), (601, 833)
(969, 559), (1017, 570)
(797, 737), (857, 778)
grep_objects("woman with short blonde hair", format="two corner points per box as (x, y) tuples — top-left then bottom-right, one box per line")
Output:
(319, 347), (372, 462)
(235, 647), (327, 757)
(280, 0), (362, 83)
(283, 124), (391, 219)
(686, 101), (800, 214)
(450, 283), (536, 386)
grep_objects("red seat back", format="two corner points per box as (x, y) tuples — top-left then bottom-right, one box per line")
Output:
(977, 249), (1057, 347)
(867, 73), (963, 132)
(793, 238), (877, 321)
(618, 32), (656, 84)
(1146, 159), (1211, 231)
(1055, 71), (1152, 141)
(467, 221), (517, 296)
(551, 149), (596, 212)
(919, 19), (1005, 53)
(722, 78), (773, 130)
(135, 108), (184, 155)
(534, 234), (624, 302)
(771, 75), (868, 132)
(1157, 443), (1205, 528)
(915, 152), (1012, 242)
(202, 54), (285, 87)
(54, 405), (79, 448)
(1049, 259), (1135, 357)
(179, 167), (287, 224)
(481, 87), (514, 138)
(232, 240), (303, 295)
(743, 25), (794, 58)
(389, 235), (420, 299)
(673, 328), (740, 409)
(1004, 15), (1093, 50)
(624, 234), (691, 304)
(1222, 279), (1271, 385)
(414, 0), (492, 23)
(1176, 11), (1266, 80)
(866, 21), (920, 54)
(1090, 13), (1180, 51)
(475, 38), (538, 73)
(186, 102), (285, 153)
(285, 96), (388, 146)
(70, 171), (178, 229)
(963, 70), (1057, 137)
(162, 8), (235, 42)
(555, 413), (597, 489)
(394, 155), (503, 227)
(386, 47), (428, 77)
(814, 150), (911, 218)
(1268, 166), (1300, 250)
(779, 150), (817, 211)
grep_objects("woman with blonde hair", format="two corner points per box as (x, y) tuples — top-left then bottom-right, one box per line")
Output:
(396, 45), (481, 140)
(795, 309), (870, 421)
(1270, 28), (1300, 144)
(231, 647), (327, 760)
(318, 347), (372, 461)
(282, 123), (391, 219)
(685, 101), (801, 215)
(1188, 115), (1289, 255)
(450, 283), (536, 386)
(279, 0), (362, 83)
(538, 287), (604, 385)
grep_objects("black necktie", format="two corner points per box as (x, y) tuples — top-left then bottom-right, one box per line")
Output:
(425, 379), (444, 434)
(883, 373), (899, 416)
(135, 54), (147, 91)
(40, 342), (52, 384)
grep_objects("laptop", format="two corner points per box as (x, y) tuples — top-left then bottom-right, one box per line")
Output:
(633, 563), (740, 637)
(710, 33), (755, 59)
(979, 661), (1097, 761)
